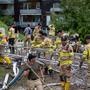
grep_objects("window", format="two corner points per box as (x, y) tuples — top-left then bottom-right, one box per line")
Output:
(31, 2), (36, 9)
(36, 2), (40, 9)
(23, 2), (39, 9)
(23, 3), (28, 9)
(28, 3), (32, 9)
(7, 5), (14, 10)
(53, 3), (60, 8)
(23, 15), (40, 22)
(20, 4), (23, 9)
(0, 4), (7, 9)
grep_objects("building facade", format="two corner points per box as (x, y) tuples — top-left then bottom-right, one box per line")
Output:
(0, 0), (62, 28)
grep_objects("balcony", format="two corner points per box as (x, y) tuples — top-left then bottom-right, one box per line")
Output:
(2, 9), (14, 15)
(20, 9), (41, 15)
(50, 8), (63, 12)
(19, 22), (38, 27)
(19, 0), (28, 2)
(0, 0), (14, 4)
(42, 0), (60, 2)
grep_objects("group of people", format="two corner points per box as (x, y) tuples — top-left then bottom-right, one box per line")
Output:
(0, 24), (18, 65)
(24, 29), (90, 90)
(18, 23), (90, 90)
(0, 23), (90, 90)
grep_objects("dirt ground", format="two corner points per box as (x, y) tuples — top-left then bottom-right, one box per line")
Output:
(9, 73), (90, 90)
(0, 66), (90, 90)
(9, 73), (61, 90)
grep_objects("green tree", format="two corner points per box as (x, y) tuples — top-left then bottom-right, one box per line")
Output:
(51, 0), (90, 42)
(0, 16), (14, 26)
(0, 21), (8, 34)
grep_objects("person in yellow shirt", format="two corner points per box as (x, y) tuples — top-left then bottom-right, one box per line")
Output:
(8, 25), (16, 54)
(55, 37), (61, 47)
(83, 35), (90, 64)
(31, 35), (43, 48)
(0, 32), (11, 65)
(48, 24), (56, 44)
(0, 33), (4, 44)
(55, 30), (65, 49)
(55, 31), (62, 49)
(48, 24), (55, 37)
(32, 31), (54, 58)
(58, 36), (74, 89)
(0, 32), (7, 47)
(37, 31), (53, 48)
(33, 24), (41, 39)
(35, 31), (55, 74)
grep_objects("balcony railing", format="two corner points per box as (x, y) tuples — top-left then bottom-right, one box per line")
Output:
(42, 0), (60, 2)
(20, 9), (41, 15)
(19, 0), (28, 2)
(2, 9), (14, 15)
(19, 22), (38, 27)
(50, 8), (63, 12)
(0, 0), (14, 4)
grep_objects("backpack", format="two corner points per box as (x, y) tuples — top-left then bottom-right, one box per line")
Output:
(28, 27), (32, 35)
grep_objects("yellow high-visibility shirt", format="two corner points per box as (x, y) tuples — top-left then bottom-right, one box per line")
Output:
(39, 37), (53, 48)
(49, 30), (55, 36)
(58, 45), (74, 65)
(49, 25), (55, 36)
(33, 26), (41, 37)
(31, 36), (42, 48)
(8, 27), (16, 38)
(0, 56), (11, 64)
(83, 43), (90, 63)
(55, 37), (61, 44)
(55, 37), (61, 48)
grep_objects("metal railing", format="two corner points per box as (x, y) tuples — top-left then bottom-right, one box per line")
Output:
(0, 0), (14, 4)
(20, 9), (41, 15)
(19, 22), (39, 27)
(2, 9), (14, 15)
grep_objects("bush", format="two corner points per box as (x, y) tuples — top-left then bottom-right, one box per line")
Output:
(0, 21), (8, 34)
(0, 16), (14, 26)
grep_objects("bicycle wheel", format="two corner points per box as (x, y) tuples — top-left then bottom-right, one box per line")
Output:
(7, 68), (24, 87)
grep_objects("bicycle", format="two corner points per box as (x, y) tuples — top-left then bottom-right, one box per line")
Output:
(0, 56), (24, 90)
(0, 54), (56, 90)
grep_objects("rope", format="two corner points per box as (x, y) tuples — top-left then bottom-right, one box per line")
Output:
(25, 61), (54, 90)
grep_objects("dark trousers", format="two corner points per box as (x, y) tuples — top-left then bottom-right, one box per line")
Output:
(8, 38), (15, 54)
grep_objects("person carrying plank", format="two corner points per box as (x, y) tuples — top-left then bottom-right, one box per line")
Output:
(58, 36), (74, 90)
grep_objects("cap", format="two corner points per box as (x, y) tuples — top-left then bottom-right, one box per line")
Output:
(28, 54), (36, 61)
